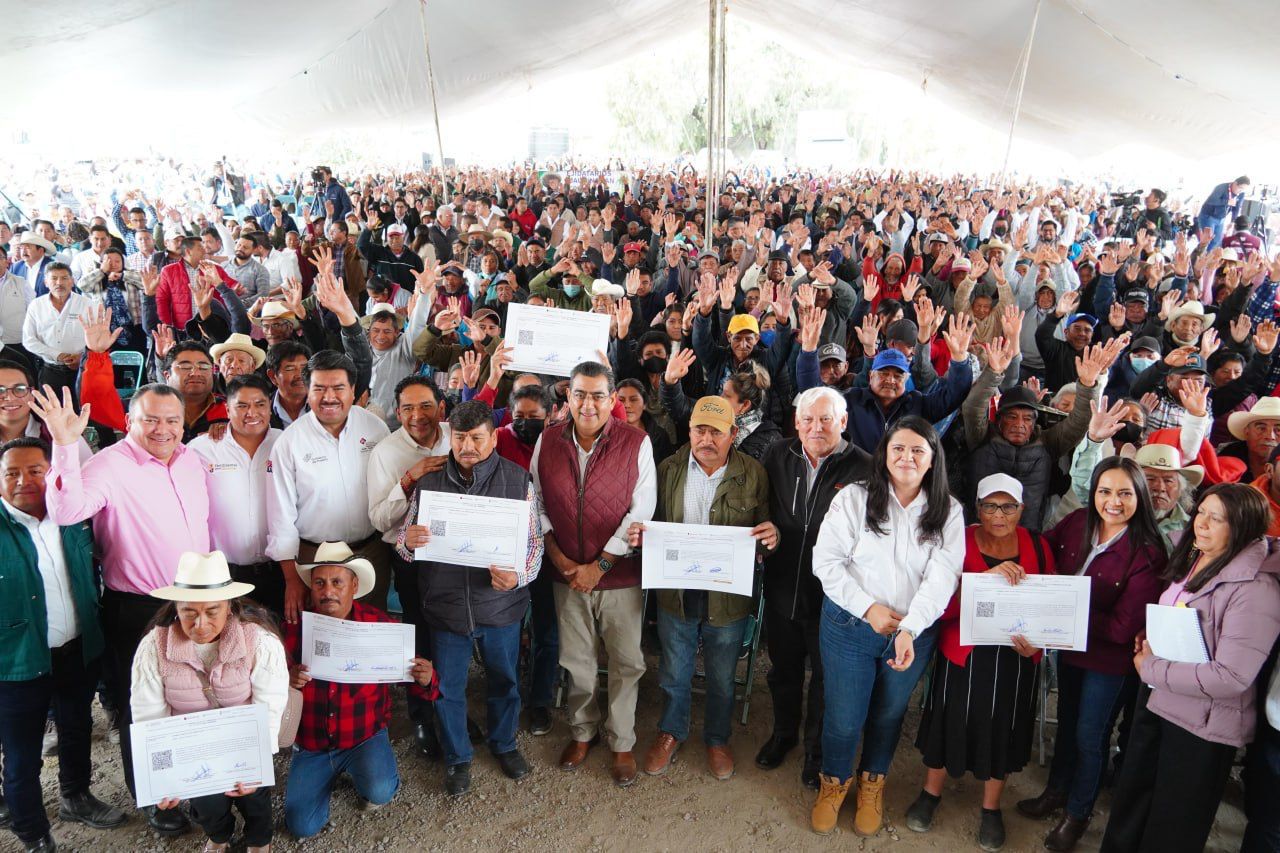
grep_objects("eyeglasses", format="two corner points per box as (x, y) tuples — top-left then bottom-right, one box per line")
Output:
(0, 384), (30, 398)
(978, 501), (1022, 516)
(571, 391), (610, 404)
(172, 363), (213, 374)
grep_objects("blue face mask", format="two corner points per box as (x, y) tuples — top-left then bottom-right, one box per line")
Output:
(1131, 355), (1157, 373)
(759, 329), (777, 347)
(563, 284), (582, 298)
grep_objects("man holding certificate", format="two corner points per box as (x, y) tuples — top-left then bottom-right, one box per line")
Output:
(282, 541), (438, 840)
(400, 400), (544, 796)
(627, 396), (778, 782)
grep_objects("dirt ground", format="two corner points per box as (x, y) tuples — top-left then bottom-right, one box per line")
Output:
(22, 650), (1248, 853)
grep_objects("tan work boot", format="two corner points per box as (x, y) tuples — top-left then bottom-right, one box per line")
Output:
(853, 771), (887, 837)
(810, 773), (853, 835)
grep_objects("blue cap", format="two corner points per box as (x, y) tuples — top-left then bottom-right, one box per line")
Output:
(871, 349), (910, 372)
(1066, 312), (1098, 327)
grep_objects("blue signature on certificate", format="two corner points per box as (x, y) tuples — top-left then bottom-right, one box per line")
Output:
(1004, 617), (1030, 635)
(684, 562), (724, 576)
(342, 660), (362, 672)
(539, 352), (562, 364)
(455, 539), (476, 554)
(232, 761), (249, 771)
(183, 764), (213, 783)
(370, 664), (397, 672)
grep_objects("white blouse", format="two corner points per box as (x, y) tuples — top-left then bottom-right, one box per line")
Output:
(130, 624), (290, 752)
(811, 482), (965, 638)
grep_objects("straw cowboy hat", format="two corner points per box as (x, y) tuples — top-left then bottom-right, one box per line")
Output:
(589, 278), (625, 300)
(359, 302), (406, 331)
(296, 541), (377, 599)
(1133, 444), (1204, 489)
(19, 232), (57, 255)
(150, 552), (255, 602)
(210, 333), (266, 369)
(254, 300), (301, 328)
(1228, 396), (1280, 441)
(1164, 301), (1207, 332)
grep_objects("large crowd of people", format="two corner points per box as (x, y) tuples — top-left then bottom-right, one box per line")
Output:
(0, 160), (1277, 853)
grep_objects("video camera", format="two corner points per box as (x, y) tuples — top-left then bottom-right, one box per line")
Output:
(311, 166), (329, 184)
(1110, 191), (1142, 209)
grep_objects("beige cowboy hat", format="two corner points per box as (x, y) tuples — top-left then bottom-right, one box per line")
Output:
(210, 333), (266, 369)
(980, 238), (1013, 255)
(1134, 444), (1204, 488)
(296, 541), (377, 599)
(19, 232), (57, 255)
(1228, 396), (1280, 441)
(253, 300), (301, 329)
(464, 224), (493, 242)
(589, 278), (625, 300)
(1164, 301), (1207, 332)
(359, 301), (405, 331)
(150, 551), (255, 602)
(490, 228), (514, 249)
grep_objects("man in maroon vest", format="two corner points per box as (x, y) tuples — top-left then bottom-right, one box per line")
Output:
(531, 361), (656, 787)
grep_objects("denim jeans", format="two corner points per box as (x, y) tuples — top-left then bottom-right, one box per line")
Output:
(819, 597), (936, 782)
(433, 621), (521, 766)
(1200, 215), (1226, 250)
(528, 569), (559, 709)
(656, 609), (747, 746)
(1046, 660), (1131, 819)
(284, 729), (399, 839)
(0, 642), (98, 842)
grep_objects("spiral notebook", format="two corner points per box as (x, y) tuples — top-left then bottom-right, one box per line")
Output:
(1145, 604), (1210, 664)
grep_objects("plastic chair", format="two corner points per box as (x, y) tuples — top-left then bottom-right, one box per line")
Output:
(110, 350), (145, 401)
(735, 591), (767, 724)
(1037, 649), (1060, 765)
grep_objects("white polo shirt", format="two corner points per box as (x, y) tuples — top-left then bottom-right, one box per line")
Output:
(189, 429), (281, 565)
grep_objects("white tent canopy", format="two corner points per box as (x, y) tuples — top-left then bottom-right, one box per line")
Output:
(5, 0), (1277, 158)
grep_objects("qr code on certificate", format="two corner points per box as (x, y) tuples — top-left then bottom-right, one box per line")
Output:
(665, 549), (679, 561)
(430, 520), (448, 536)
(518, 330), (535, 345)
(314, 641), (331, 658)
(151, 750), (173, 771)
(976, 601), (995, 618)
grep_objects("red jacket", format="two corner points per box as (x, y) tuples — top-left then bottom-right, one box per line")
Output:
(861, 251), (923, 312)
(156, 262), (233, 329)
(536, 418), (647, 590)
(938, 526), (1055, 667)
(1043, 509), (1166, 675)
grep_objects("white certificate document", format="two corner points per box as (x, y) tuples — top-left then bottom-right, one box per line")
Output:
(415, 490), (530, 570)
(301, 611), (416, 684)
(640, 521), (756, 598)
(1145, 604), (1210, 663)
(959, 574), (1092, 651)
(130, 704), (274, 808)
(503, 302), (610, 377)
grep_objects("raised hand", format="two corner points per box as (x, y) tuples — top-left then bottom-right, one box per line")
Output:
(1254, 319), (1280, 356)
(862, 272), (881, 304)
(942, 312), (976, 361)
(1198, 327), (1221, 360)
(1055, 289), (1080, 318)
(141, 267), (161, 297)
(663, 347), (697, 385)
(999, 303), (1025, 343)
(986, 336), (1017, 374)
(1086, 395), (1128, 442)
(718, 274), (736, 310)
(1178, 381), (1210, 418)
(854, 314), (882, 356)
(624, 267), (641, 297)
(27, 386), (89, 447)
(1108, 301), (1126, 330)
(1025, 376), (1047, 402)
(459, 350), (482, 389)
(772, 283), (794, 325)
(1074, 343), (1113, 387)
(1230, 313), (1253, 344)
(79, 303), (122, 354)
(800, 307), (827, 352)
(615, 297), (633, 339)
(315, 273), (357, 326)
(900, 273), (920, 303)
(152, 324), (176, 360)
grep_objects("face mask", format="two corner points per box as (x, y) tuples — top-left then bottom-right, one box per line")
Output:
(511, 418), (545, 445)
(1115, 422), (1143, 445)
(442, 389), (463, 408)
(563, 284), (582, 298)
(642, 356), (668, 374)
(469, 239), (484, 250)
(1130, 356), (1157, 374)
(759, 329), (777, 347)
(479, 334), (495, 348)
(993, 225), (1009, 237)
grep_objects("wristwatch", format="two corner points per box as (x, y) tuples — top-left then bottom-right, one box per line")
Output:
(597, 556), (615, 574)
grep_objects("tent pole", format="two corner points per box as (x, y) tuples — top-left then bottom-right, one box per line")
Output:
(1001, 0), (1042, 186)
(705, 0), (727, 250)
(417, 0), (449, 197)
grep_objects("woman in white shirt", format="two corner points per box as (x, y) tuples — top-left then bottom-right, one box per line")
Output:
(131, 552), (288, 852)
(808, 415), (965, 837)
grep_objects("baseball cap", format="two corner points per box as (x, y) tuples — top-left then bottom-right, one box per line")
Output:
(622, 241), (646, 254)
(697, 249), (720, 262)
(1130, 335), (1161, 355)
(1121, 289), (1149, 306)
(726, 314), (760, 336)
(471, 307), (500, 326)
(689, 396), (735, 434)
(884, 319), (918, 348)
(1066, 313), (1098, 327)
(386, 223), (407, 236)
(996, 386), (1039, 414)
(818, 343), (847, 363)
(766, 249), (789, 263)
(1171, 353), (1208, 375)
(870, 349), (910, 372)
(976, 473), (1024, 503)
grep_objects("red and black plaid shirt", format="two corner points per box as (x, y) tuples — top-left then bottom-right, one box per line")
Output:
(284, 601), (439, 752)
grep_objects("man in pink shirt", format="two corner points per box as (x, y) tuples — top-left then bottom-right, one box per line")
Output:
(32, 381), (210, 838)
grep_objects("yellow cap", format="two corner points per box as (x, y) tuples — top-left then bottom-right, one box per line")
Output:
(689, 396), (735, 434)
(726, 314), (760, 336)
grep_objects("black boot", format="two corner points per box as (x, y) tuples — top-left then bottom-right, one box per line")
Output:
(1044, 813), (1090, 852)
(22, 833), (56, 853)
(59, 791), (127, 829)
(754, 734), (797, 769)
(978, 808), (1005, 851)
(414, 720), (442, 760)
(800, 752), (822, 790)
(905, 789), (941, 832)
(445, 762), (472, 796)
(0, 791), (9, 828)
(1015, 787), (1067, 819)
(143, 804), (190, 836)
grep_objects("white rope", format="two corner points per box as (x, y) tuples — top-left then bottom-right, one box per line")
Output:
(1000, 0), (1042, 186)
(417, 0), (448, 194)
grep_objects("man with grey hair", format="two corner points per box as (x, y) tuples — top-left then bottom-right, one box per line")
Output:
(755, 386), (870, 790)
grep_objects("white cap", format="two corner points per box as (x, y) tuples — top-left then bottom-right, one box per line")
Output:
(976, 473), (1023, 503)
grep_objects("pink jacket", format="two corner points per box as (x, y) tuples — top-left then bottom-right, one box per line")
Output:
(1141, 536), (1280, 747)
(155, 617), (259, 714)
